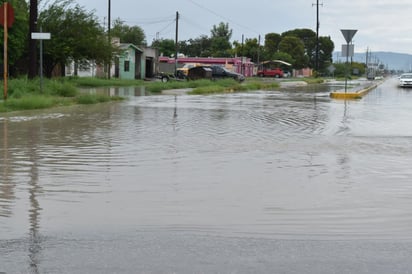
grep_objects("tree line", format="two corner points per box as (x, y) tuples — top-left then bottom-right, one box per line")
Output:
(1, 0), (335, 78)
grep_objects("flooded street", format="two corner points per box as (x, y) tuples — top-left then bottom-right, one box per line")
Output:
(1, 78), (412, 273)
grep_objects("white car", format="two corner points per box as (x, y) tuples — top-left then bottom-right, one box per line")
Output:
(398, 73), (412, 87)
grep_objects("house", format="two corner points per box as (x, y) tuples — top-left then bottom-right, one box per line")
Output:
(65, 38), (159, 79)
(115, 42), (159, 80)
(115, 43), (143, 80)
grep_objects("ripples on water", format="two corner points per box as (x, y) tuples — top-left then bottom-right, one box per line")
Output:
(2, 79), (412, 242)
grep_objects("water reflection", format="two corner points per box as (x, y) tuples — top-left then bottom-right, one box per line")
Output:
(0, 118), (13, 217)
(27, 123), (42, 274)
(80, 86), (150, 97)
(2, 79), (412, 271)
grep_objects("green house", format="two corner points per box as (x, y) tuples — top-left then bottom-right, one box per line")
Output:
(113, 40), (159, 80)
(116, 43), (143, 80)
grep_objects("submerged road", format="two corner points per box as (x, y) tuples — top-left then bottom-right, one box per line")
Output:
(1, 77), (412, 273)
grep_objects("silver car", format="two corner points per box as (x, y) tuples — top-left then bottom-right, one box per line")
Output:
(399, 73), (412, 87)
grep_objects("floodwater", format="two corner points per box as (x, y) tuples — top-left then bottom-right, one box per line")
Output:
(1, 78), (412, 273)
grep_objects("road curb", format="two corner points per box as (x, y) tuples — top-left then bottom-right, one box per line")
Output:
(330, 82), (380, 99)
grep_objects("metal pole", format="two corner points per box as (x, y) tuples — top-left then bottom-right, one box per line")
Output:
(344, 42), (349, 93)
(175, 11), (179, 77)
(39, 27), (43, 92)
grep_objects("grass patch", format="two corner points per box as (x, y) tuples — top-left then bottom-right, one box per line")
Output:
(0, 95), (59, 111)
(0, 77), (126, 113)
(75, 94), (123, 104)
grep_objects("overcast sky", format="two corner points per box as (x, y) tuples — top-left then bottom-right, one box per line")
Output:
(73, 0), (412, 55)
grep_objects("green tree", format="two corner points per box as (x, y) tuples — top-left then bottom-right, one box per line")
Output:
(111, 18), (146, 46)
(233, 38), (260, 62)
(210, 22), (232, 57)
(272, 52), (294, 67)
(280, 28), (334, 72)
(263, 33), (281, 59)
(282, 29), (316, 52)
(0, 0), (29, 76)
(38, 0), (111, 77)
(318, 36), (334, 72)
(278, 36), (308, 69)
(151, 38), (175, 57)
(180, 35), (212, 57)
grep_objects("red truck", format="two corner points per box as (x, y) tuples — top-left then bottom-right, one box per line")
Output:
(257, 68), (284, 78)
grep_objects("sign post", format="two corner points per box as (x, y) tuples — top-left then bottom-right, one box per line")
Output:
(0, 2), (15, 100)
(340, 29), (357, 93)
(31, 31), (51, 92)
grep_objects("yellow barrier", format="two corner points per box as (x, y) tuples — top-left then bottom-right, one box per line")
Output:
(330, 83), (378, 99)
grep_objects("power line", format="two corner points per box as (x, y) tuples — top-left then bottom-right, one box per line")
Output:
(117, 16), (175, 26)
(186, 0), (261, 37)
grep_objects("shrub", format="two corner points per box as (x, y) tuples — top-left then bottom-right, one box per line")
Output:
(2, 95), (56, 111)
(48, 81), (78, 97)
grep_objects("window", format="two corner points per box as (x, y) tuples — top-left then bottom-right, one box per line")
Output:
(124, 60), (130, 72)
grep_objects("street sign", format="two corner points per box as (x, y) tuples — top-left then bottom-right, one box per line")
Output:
(341, 44), (354, 57)
(341, 29), (357, 43)
(31, 32), (51, 40)
(0, 3), (14, 28)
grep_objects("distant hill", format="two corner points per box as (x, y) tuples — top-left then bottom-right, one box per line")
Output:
(333, 51), (412, 71)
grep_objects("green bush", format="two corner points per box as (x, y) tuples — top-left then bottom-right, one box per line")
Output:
(2, 95), (56, 111)
(47, 81), (78, 97)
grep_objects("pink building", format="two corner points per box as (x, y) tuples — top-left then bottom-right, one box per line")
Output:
(159, 56), (255, 77)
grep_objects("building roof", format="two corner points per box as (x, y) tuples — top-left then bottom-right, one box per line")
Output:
(119, 43), (143, 53)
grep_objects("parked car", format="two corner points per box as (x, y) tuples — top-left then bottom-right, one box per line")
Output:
(282, 70), (291, 78)
(187, 65), (245, 82)
(209, 65), (245, 82)
(257, 68), (283, 78)
(187, 66), (212, 80)
(177, 63), (202, 77)
(189, 65), (242, 82)
(398, 73), (412, 87)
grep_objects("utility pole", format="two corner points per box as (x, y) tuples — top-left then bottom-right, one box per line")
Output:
(257, 34), (261, 69)
(107, 0), (111, 79)
(28, 0), (38, 79)
(313, 0), (323, 73)
(241, 34), (244, 75)
(174, 11), (179, 76)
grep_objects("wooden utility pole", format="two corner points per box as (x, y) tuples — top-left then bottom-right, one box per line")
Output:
(28, 0), (38, 79)
(174, 11), (179, 76)
(313, 0), (322, 73)
(107, 0), (111, 79)
(3, 2), (8, 100)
